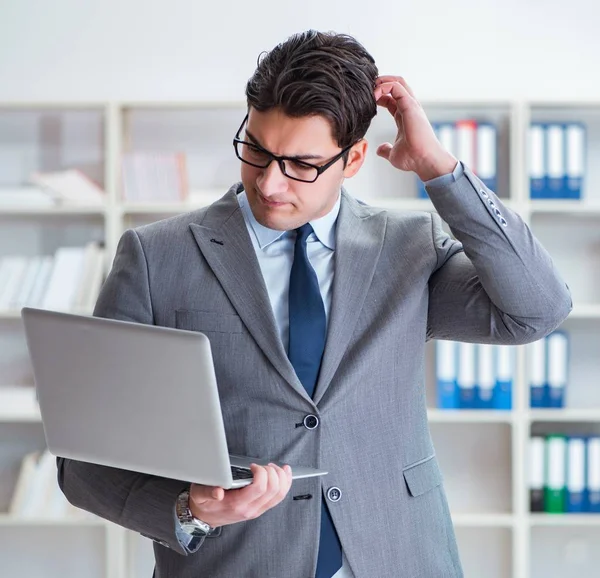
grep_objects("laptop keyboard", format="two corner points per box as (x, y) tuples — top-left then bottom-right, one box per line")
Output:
(231, 466), (254, 480)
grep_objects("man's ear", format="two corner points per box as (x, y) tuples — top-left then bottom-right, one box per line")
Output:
(343, 139), (368, 178)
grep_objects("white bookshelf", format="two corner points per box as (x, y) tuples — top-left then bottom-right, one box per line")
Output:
(1, 100), (599, 578)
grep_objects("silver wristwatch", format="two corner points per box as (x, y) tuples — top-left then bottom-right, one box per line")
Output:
(176, 489), (214, 537)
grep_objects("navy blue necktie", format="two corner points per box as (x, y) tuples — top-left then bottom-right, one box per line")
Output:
(288, 223), (343, 578)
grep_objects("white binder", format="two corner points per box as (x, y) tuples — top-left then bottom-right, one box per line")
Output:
(587, 437), (600, 512)
(529, 123), (546, 198)
(565, 122), (585, 199)
(546, 331), (568, 408)
(458, 342), (476, 409)
(546, 124), (566, 198)
(566, 437), (586, 512)
(529, 436), (545, 511)
(476, 123), (497, 191)
(529, 338), (547, 407)
(436, 340), (458, 409)
(477, 343), (495, 408)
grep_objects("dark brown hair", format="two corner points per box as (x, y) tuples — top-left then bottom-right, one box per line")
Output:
(245, 30), (379, 156)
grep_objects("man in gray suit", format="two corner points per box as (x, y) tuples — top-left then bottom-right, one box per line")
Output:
(58, 30), (571, 577)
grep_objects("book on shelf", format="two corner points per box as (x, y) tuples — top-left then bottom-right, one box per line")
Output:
(30, 169), (105, 205)
(0, 187), (55, 207)
(0, 169), (105, 208)
(435, 340), (514, 410)
(9, 449), (91, 520)
(121, 151), (189, 203)
(0, 241), (105, 314)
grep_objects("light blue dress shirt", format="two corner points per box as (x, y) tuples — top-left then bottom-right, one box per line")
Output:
(175, 162), (463, 576)
(237, 190), (340, 353)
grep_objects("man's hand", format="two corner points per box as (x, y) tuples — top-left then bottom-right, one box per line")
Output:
(373, 76), (457, 182)
(188, 463), (293, 528)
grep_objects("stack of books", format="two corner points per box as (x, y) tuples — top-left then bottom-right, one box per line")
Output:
(121, 151), (189, 202)
(0, 241), (105, 314)
(9, 449), (94, 520)
(0, 169), (105, 207)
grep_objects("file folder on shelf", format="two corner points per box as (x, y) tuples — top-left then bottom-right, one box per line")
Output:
(530, 436), (545, 512)
(436, 340), (459, 409)
(417, 122), (457, 199)
(546, 123), (566, 199)
(476, 123), (497, 193)
(587, 437), (600, 513)
(546, 331), (568, 408)
(495, 345), (513, 410)
(458, 342), (476, 409)
(437, 123), (456, 158)
(529, 121), (586, 199)
(456, 120), (477, 172)
(544, 434), (566, 513)
(529, 123), (546, 199)
(476, 343), (495, 409)
(529, 338), (547, 408)
(565, 122), (586, 200)
(566, 436), (587, 513)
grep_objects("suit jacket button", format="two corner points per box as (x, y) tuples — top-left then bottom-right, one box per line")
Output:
(303, 415), (319, 430)
(327, 487), (342, 502)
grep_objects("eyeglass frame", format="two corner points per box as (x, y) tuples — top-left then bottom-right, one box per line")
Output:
(232, 113), (356, 183)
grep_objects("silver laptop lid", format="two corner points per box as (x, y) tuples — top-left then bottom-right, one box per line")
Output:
(21, 307), (235, 488)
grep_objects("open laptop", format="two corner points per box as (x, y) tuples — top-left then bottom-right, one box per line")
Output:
(21, 307), (327, 489)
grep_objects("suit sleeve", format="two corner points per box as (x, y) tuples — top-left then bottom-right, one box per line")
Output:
(426, 163), (572, 344)
(56, 229), (196, 556)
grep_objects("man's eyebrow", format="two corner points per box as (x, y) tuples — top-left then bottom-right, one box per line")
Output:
(244, 129), (325, 161)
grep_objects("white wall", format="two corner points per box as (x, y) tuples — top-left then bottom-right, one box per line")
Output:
(0, 0), (598, 102)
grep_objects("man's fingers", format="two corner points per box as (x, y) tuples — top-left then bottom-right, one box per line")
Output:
(374, 81), (413, 114)
(189, 463), (294, 526)
(246, 464), (283, 513)
(376, 75), (416, 99)
(376, 94), (398, 118)
(254, 464), (291, 513)
(228, 463), (269, 507)
(377, 143), (393, 160)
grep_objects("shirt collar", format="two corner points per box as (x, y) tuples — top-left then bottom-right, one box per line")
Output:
(237, 189), (340, 250)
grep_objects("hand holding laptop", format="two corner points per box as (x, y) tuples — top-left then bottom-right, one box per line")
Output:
(189, 463), (293, 527)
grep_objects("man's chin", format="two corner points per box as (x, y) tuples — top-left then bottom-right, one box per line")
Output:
(255, 214), (292, 231)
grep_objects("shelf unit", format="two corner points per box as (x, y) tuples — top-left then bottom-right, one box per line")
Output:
(1, 99), (599, 578)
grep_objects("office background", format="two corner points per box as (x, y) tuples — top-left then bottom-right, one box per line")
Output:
(1, 0), (600, 577)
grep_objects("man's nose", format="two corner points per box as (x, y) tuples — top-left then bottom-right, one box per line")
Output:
(258, 160), (289, 195)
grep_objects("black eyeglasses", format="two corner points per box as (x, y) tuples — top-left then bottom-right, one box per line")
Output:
(233, 113), (354, 183)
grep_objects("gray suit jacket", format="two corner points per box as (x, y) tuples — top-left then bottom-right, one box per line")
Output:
(57, 165), (572, 578)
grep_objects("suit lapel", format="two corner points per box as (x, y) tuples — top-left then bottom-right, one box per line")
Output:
(189, 185), (310, 404)
(313, 190), (387, 406)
